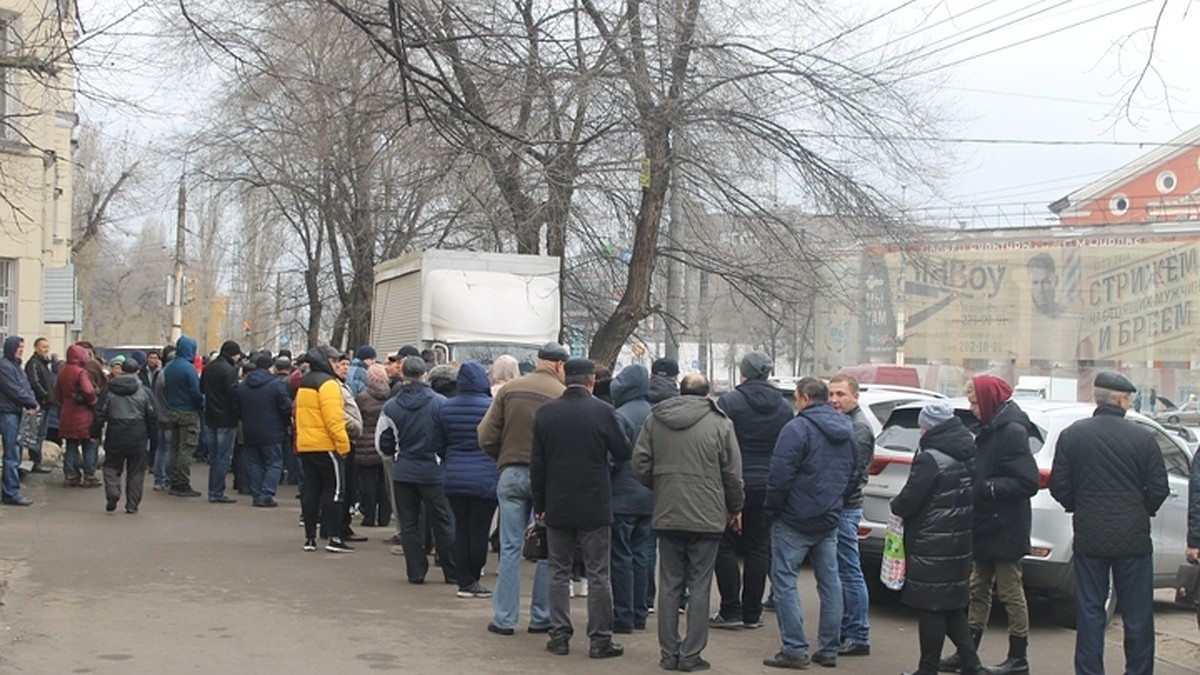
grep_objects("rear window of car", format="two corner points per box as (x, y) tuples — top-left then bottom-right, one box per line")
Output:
(876, 407), (1045, 455)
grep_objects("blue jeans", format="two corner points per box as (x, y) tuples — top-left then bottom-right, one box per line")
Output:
(154, 425), (172, 487)
(206, 426), (237, 500)
(492, 465), (549, 630)
(611, 513), (653, 629)
(64, 438), (98, 480)
(771, 521), (842, 659)
(0, 413), (24, 500)
(243, 443), (283, 501)
(837, 507), (870, 645)
(1074, 553), (1154, 675)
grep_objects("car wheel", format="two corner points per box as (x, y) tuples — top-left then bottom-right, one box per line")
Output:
(1169, 415), (1181, 423)
(1053, 574), (1117, 629)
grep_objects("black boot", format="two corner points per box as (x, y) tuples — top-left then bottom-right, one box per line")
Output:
(987, 635), (1029, 675)
(937, 628), (983, 673)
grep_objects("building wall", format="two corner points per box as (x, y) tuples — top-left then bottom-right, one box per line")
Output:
(0, 0), (75, 353)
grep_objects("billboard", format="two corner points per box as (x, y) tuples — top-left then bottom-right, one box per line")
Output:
(817, 231), (1200, 370)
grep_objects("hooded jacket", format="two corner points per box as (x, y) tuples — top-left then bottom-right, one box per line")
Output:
(1188, 451), (1199, 550)
(294, 348), (352, 455)
(717, 378), (793, 491)
(0, 336), (37, 415)
(1050, 404), (1169, 557)
(236, 368), (292, 446)
(200, 345), (241, 428)
(353, 373), (390, 467)
(610, 365), (654, 516)
(88, 374), (154, 456)
(477, 367), (565, 469)
(163, 337), (204, 413)
(23, 349), (52, 408)
(531, 385), (631, 529)
(971, 398), (1040, 560)
(648, 375), (679, 405)
(765, 401), (855, 534)
(634, 395), (744, 533)
(378, 381), (446, 483)
(435, 361), (500, 500)
(52, 344), (97, 438)
(346, 358), (369, 396)
(890, 416), (975, 612)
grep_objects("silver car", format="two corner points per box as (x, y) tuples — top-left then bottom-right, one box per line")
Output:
(859, 398), (1194, 628)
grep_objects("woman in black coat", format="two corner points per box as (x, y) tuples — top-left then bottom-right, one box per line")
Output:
(890, 401), (983, 675)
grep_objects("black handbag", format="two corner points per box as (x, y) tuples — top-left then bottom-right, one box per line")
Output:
(522, 522), (548, 561)
(1175, 563), (1200, 606)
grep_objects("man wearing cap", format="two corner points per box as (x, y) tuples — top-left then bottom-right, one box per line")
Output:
(89, 360), (154, 514)
(478, 341), (567, 635)
(377, 356), (457, 584)
(296, 345), (354, 553)
(200, 340), (242, 504)
(711, 351), (792, 631)
(347, 346), (375, 396)
(649, 357), (680, 404)
(531, 358), (631, 658)
(1051, 371), (1168, 675)
(635, 374), (744, 672)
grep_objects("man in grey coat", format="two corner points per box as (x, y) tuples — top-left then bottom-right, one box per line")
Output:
(635, 374), (744, 673)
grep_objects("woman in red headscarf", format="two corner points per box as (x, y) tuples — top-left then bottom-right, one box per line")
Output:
(940, 375), (1040, 675)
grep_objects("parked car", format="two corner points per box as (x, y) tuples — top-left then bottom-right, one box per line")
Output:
(860, 398), (1194, 628)
(1160, 423), (1200, 454)
(1151, 396), (1200, 425)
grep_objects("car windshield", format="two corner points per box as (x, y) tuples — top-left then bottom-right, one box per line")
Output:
(451, 343), (540, 371)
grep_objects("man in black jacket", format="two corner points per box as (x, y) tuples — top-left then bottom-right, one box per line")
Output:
(827, 374), (874, 657)
(200, 340), (241, 504)
(1189, 450), (1200, 630)
(89, 360), (154, 514)
(531, 358), (631, 660)
(23, 337), (53, 473)
(711, 351), (792, 631)
(1051, 371), (1168, 675)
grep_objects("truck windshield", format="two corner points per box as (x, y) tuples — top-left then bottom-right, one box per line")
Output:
(452, 343), (540, 373)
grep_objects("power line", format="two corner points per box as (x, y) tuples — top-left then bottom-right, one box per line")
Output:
(795, 129), (1196, 148)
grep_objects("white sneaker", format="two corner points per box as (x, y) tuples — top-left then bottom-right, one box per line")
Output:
(569, 581), (576, 598)
(579, 578), (589, 597)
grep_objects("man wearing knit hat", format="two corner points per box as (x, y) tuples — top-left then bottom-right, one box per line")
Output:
(237, 352), (293, 507)
(201, 340), (242, 504)
(347, 346), (376, 396)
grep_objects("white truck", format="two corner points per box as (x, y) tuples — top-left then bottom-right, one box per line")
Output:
(370, 250), (561, 367)
(1013, 376), (1077, 402)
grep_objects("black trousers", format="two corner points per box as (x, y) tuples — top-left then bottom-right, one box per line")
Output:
(395, 481), (456, 584)
(300, 452), (345, 541)
(448, 495), (496, 589)
(917, 608), (979, 671)
(358, 463), (391, 526)
(340, 453), (359, 533)
(713, 487), (770, 622)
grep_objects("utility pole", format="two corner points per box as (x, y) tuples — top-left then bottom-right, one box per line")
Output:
(170, 174), (186, 343)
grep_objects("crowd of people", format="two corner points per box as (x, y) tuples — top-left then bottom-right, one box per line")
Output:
(0, 332), (1198, 674)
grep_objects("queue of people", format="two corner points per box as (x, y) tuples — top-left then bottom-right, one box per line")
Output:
(2, 333), (1199, 674)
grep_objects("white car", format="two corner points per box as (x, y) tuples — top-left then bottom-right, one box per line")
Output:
(860, 398), (1194, 628)
(770, 381), (944, 434)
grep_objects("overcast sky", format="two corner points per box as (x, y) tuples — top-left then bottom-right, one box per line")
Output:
(75, 0), (1199, 232)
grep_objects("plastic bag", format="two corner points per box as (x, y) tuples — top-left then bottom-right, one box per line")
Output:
(17, 410), (43, 456)
(880, 513), (906, 591)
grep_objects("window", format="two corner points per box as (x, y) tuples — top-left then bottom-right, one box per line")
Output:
(0, 259), (12, 342)
(1151, 428), (1191, 477)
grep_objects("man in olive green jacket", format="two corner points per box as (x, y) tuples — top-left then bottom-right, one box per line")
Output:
(634, 374), (744, 672)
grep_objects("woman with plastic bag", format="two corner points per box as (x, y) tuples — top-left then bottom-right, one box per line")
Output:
(889, 400), (983, 675)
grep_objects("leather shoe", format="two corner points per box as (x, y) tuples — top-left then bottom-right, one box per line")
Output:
(2, 496), (32, 506)
(30, 466), (51, 474)
(527, 624), (551, 634)
(812, 652), (837, 667)
(546, 639), (570, 656)
(486, 622), (514, 636)
(209, 496), (237, 504)
(588, 642), (623, 659)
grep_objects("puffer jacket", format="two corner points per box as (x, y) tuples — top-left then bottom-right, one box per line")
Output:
(435, 361), (499, 500)
(634, 395), (744, 533)
(294, 348), (351, 455)
(378, 382), (445, 483)
(890, 416), (975, 612)
(235, 368), (292, 446)
(1050, 404), (1169, 557)
(88, 374), (154, 456)
(972, 400), (1040, 561)
(765, 402), (855, 534)
(200, 350), (240, 428)
(611, 365), (653, 516)
(163, 337), (204, 413)
(53, 344), (97, 439)
(717, 377), (793, 491)
(353, 378), (390, 467)
(0, 337), (37, 414)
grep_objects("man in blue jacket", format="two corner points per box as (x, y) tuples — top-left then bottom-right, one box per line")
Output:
(377, 356), (456, 584)
(237, 353), (292, 507)
(609, 364), (654, 634)
(0, 336), (38, 505)
(763, 377), (856, 670)
(163, 336), (204, 497)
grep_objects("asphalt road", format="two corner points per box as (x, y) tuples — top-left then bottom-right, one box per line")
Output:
(0, 469), (1197, 674)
